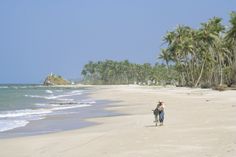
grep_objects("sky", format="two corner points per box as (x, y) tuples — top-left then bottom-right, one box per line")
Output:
(0, 0), (236, 84)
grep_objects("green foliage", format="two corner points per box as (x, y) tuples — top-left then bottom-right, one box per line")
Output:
(159, 11), (236, 88)
(81, 60), (177, 85)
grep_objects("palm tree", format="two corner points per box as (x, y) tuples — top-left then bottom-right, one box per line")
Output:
(159, 48), (171, 69)
(163, 25), (197, 86)
(225, 12), (236, 45)
(195, 17), (225, 87)
(161, 17), (228, 87)
(225, 11), (236, 86)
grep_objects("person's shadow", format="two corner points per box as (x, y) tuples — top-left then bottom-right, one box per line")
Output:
(145, 124), (159, 128)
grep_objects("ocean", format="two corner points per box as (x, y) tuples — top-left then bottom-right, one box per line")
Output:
(0, 84), (116, 138)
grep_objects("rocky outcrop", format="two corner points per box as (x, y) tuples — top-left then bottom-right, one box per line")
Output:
(43, 74), (70, 86)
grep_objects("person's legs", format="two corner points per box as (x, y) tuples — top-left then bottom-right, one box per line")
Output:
(159, 111), (164, 125)
(155, 114), (158, 121)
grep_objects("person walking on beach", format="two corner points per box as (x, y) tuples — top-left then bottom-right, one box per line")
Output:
(153, 100), (165, 126)
(157, 100), (165, 125)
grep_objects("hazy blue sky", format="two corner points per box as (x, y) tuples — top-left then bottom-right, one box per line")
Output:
(0, 0), (235, 83)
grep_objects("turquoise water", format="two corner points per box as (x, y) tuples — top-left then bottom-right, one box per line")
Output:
(0, 85), (95, 133)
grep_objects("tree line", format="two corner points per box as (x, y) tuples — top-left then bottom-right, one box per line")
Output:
(81, 12), (236, 88)
(81, 60), (177, 85)
(159, 12), (236, 87)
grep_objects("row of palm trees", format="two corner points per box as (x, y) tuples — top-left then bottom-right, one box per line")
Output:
(159, 12), (236, 87)
(81, 60), (176, 85)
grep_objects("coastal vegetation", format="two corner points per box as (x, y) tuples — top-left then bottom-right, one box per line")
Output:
(81, 60), (177, 85)
(81, 12), (236, 88)
(160, 11), (236, 88)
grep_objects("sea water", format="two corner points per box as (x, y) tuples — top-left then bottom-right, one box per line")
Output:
(0, 84), (96, 133)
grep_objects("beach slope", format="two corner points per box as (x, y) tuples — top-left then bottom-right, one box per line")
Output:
(0, 85), (235, 157)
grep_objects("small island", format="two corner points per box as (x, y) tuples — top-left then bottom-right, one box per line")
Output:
(43, 73), (70, 86)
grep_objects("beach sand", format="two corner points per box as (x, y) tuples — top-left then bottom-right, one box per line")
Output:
(0, 85), (235, 157)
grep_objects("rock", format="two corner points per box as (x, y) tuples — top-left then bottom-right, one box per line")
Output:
(43, 74), (70, 86)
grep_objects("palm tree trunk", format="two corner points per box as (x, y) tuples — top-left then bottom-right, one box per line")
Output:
(195, 60), (205, 87)
(219, 58), (223, 86)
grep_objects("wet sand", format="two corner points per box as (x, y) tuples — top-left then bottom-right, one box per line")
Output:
(0, 85), (235, 157)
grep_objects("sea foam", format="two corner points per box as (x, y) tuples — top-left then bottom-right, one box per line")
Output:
(45, 90), (53, 94)
(0, 109), (53, 118)
(0, 120), (29, 132)
(0, 88), (95, 133)
(25, 90), (83, 100)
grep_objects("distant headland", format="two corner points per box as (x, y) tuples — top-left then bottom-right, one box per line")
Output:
(43, 73), (70, 86)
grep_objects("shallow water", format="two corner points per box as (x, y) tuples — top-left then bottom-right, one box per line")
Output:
(0, 85), (119, 137)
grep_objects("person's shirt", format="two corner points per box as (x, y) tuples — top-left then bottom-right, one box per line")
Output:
(157, 103), (165, 111)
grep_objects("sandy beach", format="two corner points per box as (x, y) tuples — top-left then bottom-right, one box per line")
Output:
(0, 85), (235, 157)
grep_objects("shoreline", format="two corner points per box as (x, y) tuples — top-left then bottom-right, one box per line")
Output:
(0, 85), (235, 157)
(0, 87), (121, 138)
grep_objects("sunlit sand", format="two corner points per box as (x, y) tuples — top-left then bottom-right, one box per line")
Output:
(0, 85), (235, 157)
